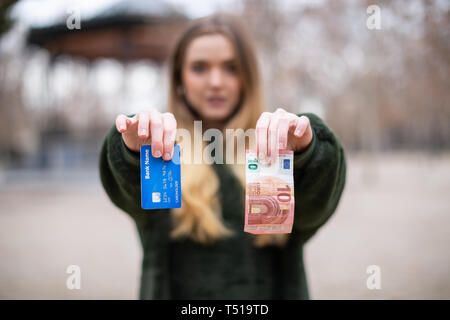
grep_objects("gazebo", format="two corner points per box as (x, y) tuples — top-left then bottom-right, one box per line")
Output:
(26, 0), (189, 63)
(15, 0), (190, 169)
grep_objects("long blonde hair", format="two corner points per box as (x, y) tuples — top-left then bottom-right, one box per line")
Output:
(167, 14), (288, 247)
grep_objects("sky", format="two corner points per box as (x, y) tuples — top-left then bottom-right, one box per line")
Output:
(9, 0), (337, 27)
(10, 0), (240, 26)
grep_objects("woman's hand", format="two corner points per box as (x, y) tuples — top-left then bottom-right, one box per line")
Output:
(255, 108), (313, 163)
(115, 109), (178, 161)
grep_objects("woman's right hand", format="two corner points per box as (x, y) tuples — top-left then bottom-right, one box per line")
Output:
(115, 109), (178, 161)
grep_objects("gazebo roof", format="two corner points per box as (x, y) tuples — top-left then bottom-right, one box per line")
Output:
(26, 0), (188, 62)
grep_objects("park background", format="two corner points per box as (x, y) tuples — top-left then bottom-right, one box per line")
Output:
(0, 0), (449, 299)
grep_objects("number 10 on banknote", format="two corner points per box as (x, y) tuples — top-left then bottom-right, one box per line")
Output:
(244, 150), (295, 234)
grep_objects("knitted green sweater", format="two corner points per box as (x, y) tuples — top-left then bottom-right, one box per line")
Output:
(99, 112), (346, 299)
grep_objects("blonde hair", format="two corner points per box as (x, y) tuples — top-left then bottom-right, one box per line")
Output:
(167, 14), (288, 247)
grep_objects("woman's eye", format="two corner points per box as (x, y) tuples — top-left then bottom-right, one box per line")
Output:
(225, 65), (237, 74)
(191, 65), (206, 73)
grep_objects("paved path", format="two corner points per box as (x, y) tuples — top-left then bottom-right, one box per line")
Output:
(0, 153), (449, 299)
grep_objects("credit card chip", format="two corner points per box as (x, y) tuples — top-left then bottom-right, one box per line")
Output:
(152, 192), (161, 203)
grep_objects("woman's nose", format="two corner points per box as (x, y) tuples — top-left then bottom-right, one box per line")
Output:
(208, 68), (224, 87)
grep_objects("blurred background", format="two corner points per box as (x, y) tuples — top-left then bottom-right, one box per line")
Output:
(0, 0), (449, 299)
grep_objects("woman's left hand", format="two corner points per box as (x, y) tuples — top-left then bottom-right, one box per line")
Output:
(255, 108), (313, 163)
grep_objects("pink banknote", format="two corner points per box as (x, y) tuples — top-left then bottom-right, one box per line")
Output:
(244, 149), (295, 234)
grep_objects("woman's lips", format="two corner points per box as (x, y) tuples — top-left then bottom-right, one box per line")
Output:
(207, 97), (226, 107)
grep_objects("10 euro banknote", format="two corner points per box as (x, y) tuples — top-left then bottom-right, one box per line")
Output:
(244, 150), (295, 234)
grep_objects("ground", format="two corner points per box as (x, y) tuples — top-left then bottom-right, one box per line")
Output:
(0, 152), (449, 299)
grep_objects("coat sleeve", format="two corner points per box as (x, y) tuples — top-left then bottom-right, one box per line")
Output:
(292, 112), (347, 245)
(99, 125), (168, 229)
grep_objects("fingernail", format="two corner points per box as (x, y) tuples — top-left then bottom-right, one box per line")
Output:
(139, 129), (147, 136)
(164, 153), (170, 160)
(119, 125), (126, 131)
(259, 152), (265, 160)
(295, 130), (301, 136)
(279, 142), (284, 149)
(154, 150), (161, 158)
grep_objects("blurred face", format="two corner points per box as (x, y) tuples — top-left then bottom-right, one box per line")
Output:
(182, 34), (242, 125)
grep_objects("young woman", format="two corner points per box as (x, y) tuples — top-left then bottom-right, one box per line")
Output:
(99, 14), (346, 299)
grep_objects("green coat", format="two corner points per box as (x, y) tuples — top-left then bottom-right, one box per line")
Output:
(99, 113), (346, 299)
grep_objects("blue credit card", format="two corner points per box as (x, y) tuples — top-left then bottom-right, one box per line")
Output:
(140, 144), (182, 210)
